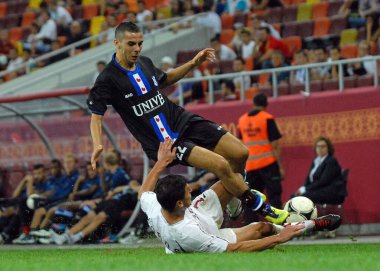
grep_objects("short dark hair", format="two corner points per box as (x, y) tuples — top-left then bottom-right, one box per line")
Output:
(234, 57), (245, 64)
(222, 79), (235, 93)
(155, 175), (187, 212)
(115, 21), (140, 40)
(33, 164), (45, 170)
(258, 27), (271, 35)
(97, 61), (106, 66)
(51, 159), (62, 168)
(314, 136), (334, 155)
(253, 93), (268, 107)
(330, 46), (340, 52)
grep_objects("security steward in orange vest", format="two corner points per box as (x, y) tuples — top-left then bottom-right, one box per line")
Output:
(238, 93), (284, 211)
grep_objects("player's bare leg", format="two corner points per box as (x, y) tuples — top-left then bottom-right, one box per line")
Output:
(212, 133), (249, 174)
(30, 207), (46, 230)
(233, 222), (277, 242)
(69, 211), (96, 234)
(39, 207), (58, 229)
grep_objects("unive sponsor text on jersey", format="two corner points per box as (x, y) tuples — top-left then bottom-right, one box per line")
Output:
(132, 92), (165, 117)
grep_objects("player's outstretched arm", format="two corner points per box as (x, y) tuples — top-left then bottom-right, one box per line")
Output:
(138, 140), (176, 200)
(226, 224), (304, 252)
(90, 114), (104, 170)
(161, 48), (216, 88)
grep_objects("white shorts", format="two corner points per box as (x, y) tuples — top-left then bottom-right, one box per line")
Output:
(191, 189), (237, 243)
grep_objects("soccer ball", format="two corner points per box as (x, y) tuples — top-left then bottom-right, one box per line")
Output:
(26, 194), (44, 210)
(284, 196), (318, 223)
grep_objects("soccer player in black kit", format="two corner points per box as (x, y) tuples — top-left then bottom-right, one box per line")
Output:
(87, 22), (288, 224)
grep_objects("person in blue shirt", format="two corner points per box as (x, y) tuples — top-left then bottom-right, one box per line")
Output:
(4, 163), (58, 244)
(103, 151), (131, 191)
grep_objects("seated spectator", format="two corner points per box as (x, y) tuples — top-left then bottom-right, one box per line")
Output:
(97, 21), (114, 45)
(6, 48), (23, 73)
(65, 21), (90, 51)
(225, 0), (251, 15)
(18, 49), (36, 75)
(290, 49), (308, 84)
(249, 15), (281, 40)
(23, 11), (57, 54)
(49, 40), (69, 64)
(24, 23), (40, 56)
(236, 28), (256, 59)
(127, 12), (138, 24)
(136, 1), (153, 24)
(210, 36), (237, 61)
(231, 22), (245, 50)
(49, 0), (73, 33)
(268, 50), (290, 85)
(117, 2), (129, 23)
(187, 81), (207, 105)
(93, 61), (106, 84)
(255, 27), (290, 69)
(0, 30), (14, 68)
(7, 162), (62, 244)
(314, 47), (331, 80)
(328, 47), (350, 79)
(220, 79), (238, 101)
(348, 40), (376, 75)
(160, 56), (174, 72)
(292, 136), (347, 205)
(232, 57), (251, 89)
(196, 1), (222, 37)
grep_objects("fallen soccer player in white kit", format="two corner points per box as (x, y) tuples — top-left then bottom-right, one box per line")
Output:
(139, 140), (342, 253)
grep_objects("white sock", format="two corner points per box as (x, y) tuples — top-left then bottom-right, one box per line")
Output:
(72, 232), (84, 243)
(288, 220), (315, 233)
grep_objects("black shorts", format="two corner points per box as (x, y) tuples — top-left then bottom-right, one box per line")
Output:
(172, 118), (227, 166)
(95, 194), (137, 223)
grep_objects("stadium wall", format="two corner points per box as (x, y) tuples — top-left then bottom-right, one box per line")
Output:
(0, 87), (379, 227)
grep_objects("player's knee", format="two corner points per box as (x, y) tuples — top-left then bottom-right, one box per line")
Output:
(237, 146), (249, 162)
(213, 157), (232, 178)
(96, 212), (107, 222)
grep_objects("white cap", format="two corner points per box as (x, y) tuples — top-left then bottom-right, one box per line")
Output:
(161, 56), (173, 65)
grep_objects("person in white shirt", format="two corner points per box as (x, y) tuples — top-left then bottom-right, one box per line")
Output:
(236, 28), (256, 59)
(196, 3), (222, 37)
(210, 36), (237, 61)
(249, 14), (280, 40)
(49, 0), (73, 28)
(23, 11), (57, 53)
(139, 140), (342, 253)
(6, 48), (23, 72)
(136, 0), (153, 23)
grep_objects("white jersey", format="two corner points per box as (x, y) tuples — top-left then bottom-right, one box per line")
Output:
(140, 191), (230, 253)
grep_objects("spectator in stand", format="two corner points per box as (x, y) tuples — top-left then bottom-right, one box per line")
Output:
(49, 40), (69, 64)
(232, 57), (251, 90)
(97, 21), (114, 45)
(310, 48), (330, 80)
(328, 47), (350, 79)
(183, 0), (195, 16)
(220, 79), (238, 101)
(290, 49), (308, 84)
(127, 12), (138, 24)
(187, 81), (207, 105)
(224, 0), (251, 15)
(17, 49), (36, 75)
(117, 2), (129, 23)
(136, 1), (153, 24)
(291, 136), (347, 205)
(160, 56), (174, 72)
(24, 23), (41, 56)
(236, 28), (256, 59)
(23, 11), (57, 54)
(255, 27), (290, 69)
(168, 69), (201, 104)
(267, 50), (290, 85)
(231, 22), (244, 50)
(49, 0), (73, 33)
(348, 40), (376, 75)
(6, 48), (23, 73)
(251, 0), (283, 11)
(249, 15), (281, 40)
(359, 0), (380, 35)
(210, 36), (237, 61)
(0, 30), (14, 67)
(196, 0), (222, 38)
(93, 61), (106, 84)
(65, 21), (90, 51)
(339, 0), (366, 29)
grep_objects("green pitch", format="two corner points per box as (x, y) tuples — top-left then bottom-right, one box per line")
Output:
(0, 244), (379, 271)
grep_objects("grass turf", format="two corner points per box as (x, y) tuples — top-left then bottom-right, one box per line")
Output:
(0, 244), (379, 271)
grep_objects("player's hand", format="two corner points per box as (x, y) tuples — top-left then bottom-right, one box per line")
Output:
(91, 145), (103, 170)
(157, 139), (176, 166)
(191, 48), (216, 67)
(278, 223), (305, 243)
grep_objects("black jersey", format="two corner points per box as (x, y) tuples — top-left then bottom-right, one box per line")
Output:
(87, 54), (196, 160)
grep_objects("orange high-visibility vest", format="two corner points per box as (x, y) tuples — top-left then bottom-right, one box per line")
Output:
(238, 110), (276, 171)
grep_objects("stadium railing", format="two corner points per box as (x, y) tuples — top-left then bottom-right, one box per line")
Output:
(176, 55), (380, 105)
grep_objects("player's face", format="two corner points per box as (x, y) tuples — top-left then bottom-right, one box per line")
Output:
(115, 31), (144, 65)
(64, 157), (77, 175)
(87, 165), (97, 179)
(33, 168), (45, 182)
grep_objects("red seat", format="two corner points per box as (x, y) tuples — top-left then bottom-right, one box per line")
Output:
(282, 6), (297, 22)
(219, 60), (234, 73)
(340, 44), (358, 59)
(283, 36), (302, 55)
(9, 27), (23, 43)
(21, 12), (36, 27)
(0, 3), (7, 18)
(328, 0), (344, 17)
(83, 4), (99, 19)
(344, 76), (357, 89)
(71, 5), (83, 19)
(5, 14), (19, 28)
(282, 22), (298, 37)
(219, 29), (235, 45)
(313, 17), (331, 37)
(221, 14), (234, 29)
(312, 2), (329, 19)
(329, 16), (347, 35)
(356, 75), (374, 87)
(297, 21), (314, 38)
